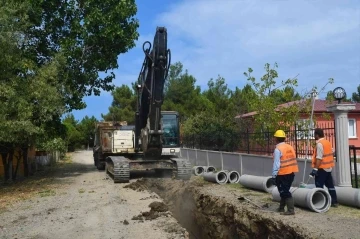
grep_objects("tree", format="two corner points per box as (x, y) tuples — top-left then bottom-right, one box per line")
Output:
(243, 62), (309, 132)
(62, 114), (82, 151)
(101, 84), (137, 124)
(13, 0), (139, 110)
(162, 62), (211, 122)
(77, 116), (98, 148)
(228, 84), (257, 116)
(352, 85), (360, 102)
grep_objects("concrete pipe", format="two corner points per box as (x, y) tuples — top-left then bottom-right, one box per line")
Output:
(305, 184), (360, 208)
(205, 166), (216, 173)
(203, 171), (228, 185)
(271, 187), (331, 213)
(192, 166), (205, 176)
(225, 171), (240, 183)
(238, 175), (275, 193)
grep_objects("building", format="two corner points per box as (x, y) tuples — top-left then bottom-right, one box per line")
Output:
(234, 99), (360, 156)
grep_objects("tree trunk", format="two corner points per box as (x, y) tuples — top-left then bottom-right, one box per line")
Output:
(8, 149), (14, 183)
(1, 152), (9, 182)
(22, 147), (29, 177)
(13, 148), (23, 180)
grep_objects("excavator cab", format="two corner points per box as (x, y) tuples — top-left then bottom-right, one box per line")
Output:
(161, 111), (180, 155)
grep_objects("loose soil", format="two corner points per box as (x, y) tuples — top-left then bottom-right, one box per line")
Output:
(0, 151), (188, 239)
(139, 177), (360, 239)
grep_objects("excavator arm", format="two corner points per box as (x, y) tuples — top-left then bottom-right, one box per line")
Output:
(135, 27), (171, 159)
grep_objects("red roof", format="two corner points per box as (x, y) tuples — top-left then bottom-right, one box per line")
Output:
(235, 99), (360, 118)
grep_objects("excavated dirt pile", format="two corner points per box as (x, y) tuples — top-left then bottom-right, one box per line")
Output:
(135, 178), (310, 239)
(132, 201), (171, 221)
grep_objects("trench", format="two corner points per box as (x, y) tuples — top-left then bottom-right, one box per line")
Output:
(138, 178), (309, 239)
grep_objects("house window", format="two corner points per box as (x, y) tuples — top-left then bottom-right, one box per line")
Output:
(296, 119), (314, 140)
(348, 119), (357, 138)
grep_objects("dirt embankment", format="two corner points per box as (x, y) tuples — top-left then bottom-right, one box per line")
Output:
(130, 177), (360, 239)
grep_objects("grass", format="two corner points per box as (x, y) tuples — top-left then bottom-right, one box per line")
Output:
(78, 188), (85, 193)
(0, 153), (73, 210)
(38, 189), (56, 197)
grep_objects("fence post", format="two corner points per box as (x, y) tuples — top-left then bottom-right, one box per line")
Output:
(239, 154), (243, 175)
(206, 151), (209, 166)
(195, 149), (198, 163)
(294, 123), (298, 158)
(351, 146), (358, 188)
(220, 151), (224, 170)
(246, 128), (250, 154)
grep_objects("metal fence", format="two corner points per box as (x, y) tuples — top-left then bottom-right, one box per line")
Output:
(349, 145), (360, 188)
(182, 121), (336, 158)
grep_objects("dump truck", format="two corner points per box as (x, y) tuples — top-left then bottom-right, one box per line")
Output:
(93, 111), (182, 170)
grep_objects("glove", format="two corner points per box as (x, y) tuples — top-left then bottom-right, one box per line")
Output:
(309, 168), (318, 178)
(270, 176), (277, 185)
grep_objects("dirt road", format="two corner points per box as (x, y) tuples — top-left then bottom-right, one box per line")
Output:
(0, 151), (188, 239)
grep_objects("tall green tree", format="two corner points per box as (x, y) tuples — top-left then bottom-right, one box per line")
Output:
(77, 116), (98, 148)
(12, 0), (139, 110)
(162, 62), (211, 121)
(101, 84), (137, 124)
(243, 62), (308, 132)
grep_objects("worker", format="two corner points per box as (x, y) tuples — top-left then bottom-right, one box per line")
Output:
(271, 129), (299, 215)
(310, 128), (338, 207)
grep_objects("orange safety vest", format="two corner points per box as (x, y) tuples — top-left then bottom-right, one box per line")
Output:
(312, 139), (335, 169)
(276, 143), (299, 175)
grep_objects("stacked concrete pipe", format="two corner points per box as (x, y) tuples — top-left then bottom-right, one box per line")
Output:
(192, 166), (205, 176)
(238, 175), (275, 193)
(205, 166), (216, 173)
(203, 171), (228, 185)
(272, 187), (331, 213)
(304, 184), (360, 208)
(223, 170), (241, 183)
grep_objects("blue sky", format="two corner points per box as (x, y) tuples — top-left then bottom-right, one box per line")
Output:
(71, 0), (360, 121)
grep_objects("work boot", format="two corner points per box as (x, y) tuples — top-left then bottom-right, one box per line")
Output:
(280, 197), (295, 215)
(276, 198), (285, 212)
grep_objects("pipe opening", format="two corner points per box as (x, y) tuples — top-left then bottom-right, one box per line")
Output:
(229, 172), (240, 183)
(312, 191), (327, 210)
(217, 172), (228, 184)
(206, 166), (216, 173)
(196, 167), (204, 175)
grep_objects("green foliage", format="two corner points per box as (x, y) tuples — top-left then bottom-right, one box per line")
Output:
(37, 138), (67, 158)
(243, 62), (311, 132)
(101, 85), (137, 123)
(163, 62), (212, 121)
(77, 115), (97, 147)
(17, 0), (140, 110)
(352, 85), (360, 102)
(182, 111), (239, 151)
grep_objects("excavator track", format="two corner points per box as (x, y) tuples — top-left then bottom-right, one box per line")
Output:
(172, 158), (192, 180)
(106, 156), (130, 183)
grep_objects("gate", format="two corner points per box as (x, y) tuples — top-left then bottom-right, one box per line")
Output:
(349, 145), (360, 188)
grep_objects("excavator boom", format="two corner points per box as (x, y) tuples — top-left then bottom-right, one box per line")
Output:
(102, 27), (192, 183)
(135, 27), (171, 159)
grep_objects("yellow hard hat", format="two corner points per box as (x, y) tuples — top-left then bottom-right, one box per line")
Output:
(274, 130), (286, 138)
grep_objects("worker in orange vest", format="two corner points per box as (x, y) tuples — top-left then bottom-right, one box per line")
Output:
(272, 129), (299, 215)
(310, 128), (338, 207)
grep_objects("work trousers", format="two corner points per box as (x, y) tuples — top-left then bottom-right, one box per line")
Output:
(276, 173), (295, 199)
(315, 169), (338, 204)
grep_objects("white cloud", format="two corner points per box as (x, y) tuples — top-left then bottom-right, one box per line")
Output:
(154, 0), (360, 94)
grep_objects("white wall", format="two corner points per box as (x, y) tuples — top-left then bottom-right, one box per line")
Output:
(181, 148), (340, 187)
